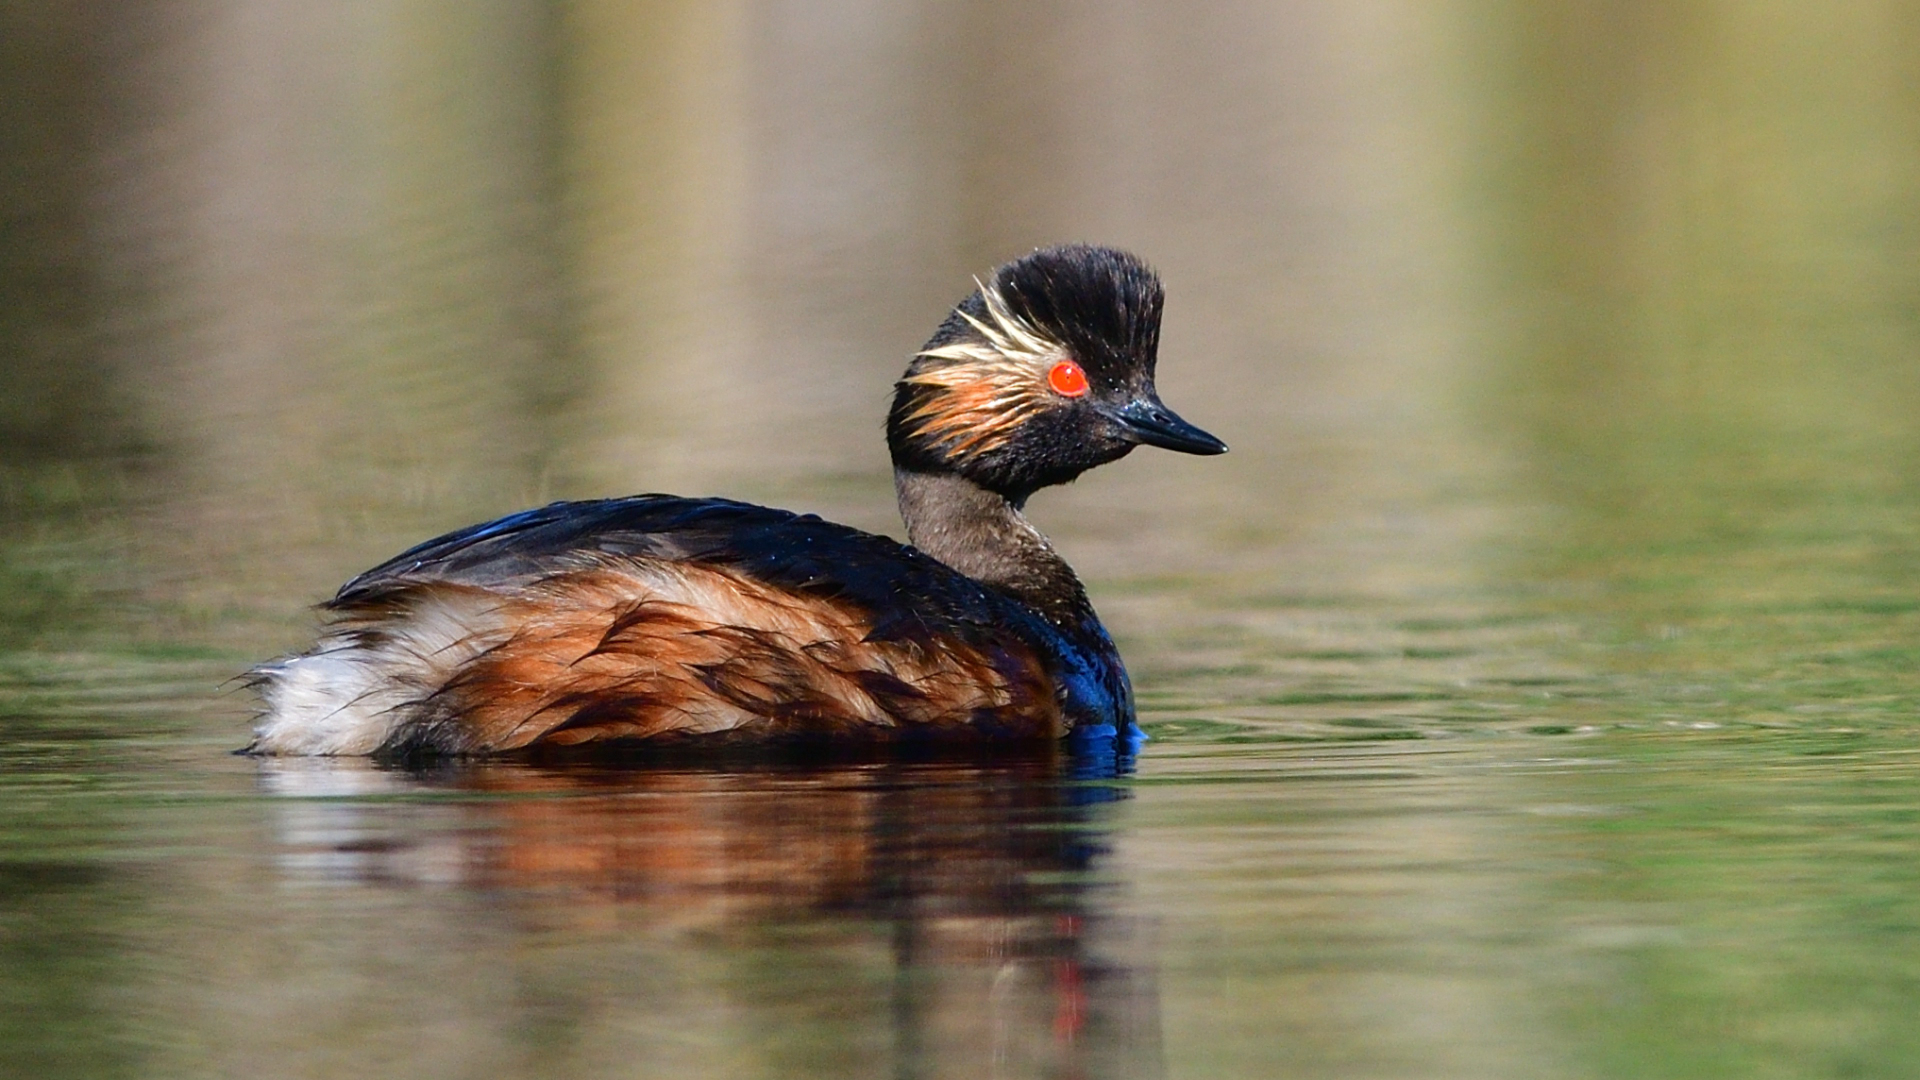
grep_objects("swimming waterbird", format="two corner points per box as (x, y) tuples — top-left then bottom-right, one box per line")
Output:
(246, 244), (1226, 756)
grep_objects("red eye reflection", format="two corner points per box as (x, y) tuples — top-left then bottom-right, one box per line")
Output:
(1047, 360), (1090, 398)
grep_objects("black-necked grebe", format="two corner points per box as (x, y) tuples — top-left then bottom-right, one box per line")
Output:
(246, 244), (1225, 756)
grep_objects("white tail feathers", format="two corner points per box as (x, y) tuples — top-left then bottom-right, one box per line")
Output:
(247, 589), (510, 755)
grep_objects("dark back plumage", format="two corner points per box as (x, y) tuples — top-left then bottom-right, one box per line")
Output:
(338, 495), (1044, 649)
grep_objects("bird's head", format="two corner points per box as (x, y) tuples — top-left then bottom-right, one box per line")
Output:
(887, 244), (1225, 503)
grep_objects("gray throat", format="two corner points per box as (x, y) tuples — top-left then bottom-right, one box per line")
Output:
(893, 468), (1089, 624)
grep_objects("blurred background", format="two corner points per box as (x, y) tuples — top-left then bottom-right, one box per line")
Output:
(5, 3), (1920, 1079)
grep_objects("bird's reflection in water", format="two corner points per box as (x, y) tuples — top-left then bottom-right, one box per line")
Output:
(259, 745), (1162, 1080)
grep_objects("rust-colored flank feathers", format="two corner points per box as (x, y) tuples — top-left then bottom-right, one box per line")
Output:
(434, 563), (1056, 748)
(247, 244), (1226, 757)
(251, 553), (1063, 756)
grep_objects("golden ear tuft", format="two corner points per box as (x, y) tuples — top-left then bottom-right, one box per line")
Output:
(901, 281), (1070, 456)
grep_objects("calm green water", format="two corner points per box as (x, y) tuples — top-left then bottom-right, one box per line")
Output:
(6, 4), (1920, 1078)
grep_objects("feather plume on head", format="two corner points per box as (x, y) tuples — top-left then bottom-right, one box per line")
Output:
(896, 279), (1071, 458)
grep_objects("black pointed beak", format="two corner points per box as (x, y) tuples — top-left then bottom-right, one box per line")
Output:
(1114, 398), (1228, 455)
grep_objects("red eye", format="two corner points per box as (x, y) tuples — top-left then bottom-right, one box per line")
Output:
(1047, 360), (1089, 397)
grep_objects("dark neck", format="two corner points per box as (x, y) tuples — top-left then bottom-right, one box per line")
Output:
(893, 468), (1092, 627)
